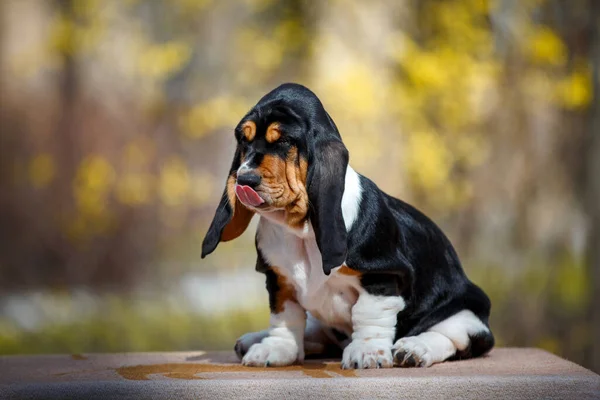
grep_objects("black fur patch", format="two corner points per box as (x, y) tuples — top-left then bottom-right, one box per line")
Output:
(449, 331), (495, 361)
(330, 328), (349, 343)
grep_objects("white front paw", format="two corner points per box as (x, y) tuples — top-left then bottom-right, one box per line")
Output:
(341, 339), (393, 369)
(241, 337), (299, 367)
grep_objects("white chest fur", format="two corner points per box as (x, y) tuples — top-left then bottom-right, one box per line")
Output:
(256, 166), (363, 333)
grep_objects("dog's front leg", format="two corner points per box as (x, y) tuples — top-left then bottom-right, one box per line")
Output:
(341, 291), (405, 369)
(241, 301), (306, 367)
(242, 269), (306, 367)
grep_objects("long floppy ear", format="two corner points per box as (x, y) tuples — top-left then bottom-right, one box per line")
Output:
(307, 135), (349, 275)
(201, 148), (255, 258)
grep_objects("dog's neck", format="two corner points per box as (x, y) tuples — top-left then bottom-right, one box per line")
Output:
(256, 209), (312, 239)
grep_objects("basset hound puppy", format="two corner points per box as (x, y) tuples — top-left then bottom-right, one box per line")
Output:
(201, 83), (494, 369)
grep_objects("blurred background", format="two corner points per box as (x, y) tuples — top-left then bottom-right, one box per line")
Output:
(1, 0), (599, 372)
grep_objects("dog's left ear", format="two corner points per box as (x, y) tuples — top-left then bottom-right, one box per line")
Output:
(306, 114), (349, 275)
(201, 147), (255, 258)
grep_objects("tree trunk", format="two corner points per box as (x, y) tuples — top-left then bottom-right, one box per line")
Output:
(585, 0), (600, 374)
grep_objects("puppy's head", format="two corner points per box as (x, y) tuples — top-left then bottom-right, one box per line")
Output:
(202, 83), (349, 275)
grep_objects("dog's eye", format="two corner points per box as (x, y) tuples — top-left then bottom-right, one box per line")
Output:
(278, 131), (294, 143)
(275, 136), (293, 148)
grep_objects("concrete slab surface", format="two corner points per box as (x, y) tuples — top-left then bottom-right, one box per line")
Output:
(1, 348), (598, 399)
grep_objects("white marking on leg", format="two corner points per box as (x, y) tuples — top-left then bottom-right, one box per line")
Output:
(393, 309), (490, 367)
(242, 301), (306, 367)
(428, 309), (489, 351)
(342, 293), (406, 369)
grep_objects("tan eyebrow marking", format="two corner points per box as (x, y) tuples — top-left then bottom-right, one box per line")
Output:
(242, 121), (256, 141)
(265, 122), (281, 143)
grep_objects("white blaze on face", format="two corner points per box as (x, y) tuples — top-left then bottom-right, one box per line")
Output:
(237, 161), (252, 176)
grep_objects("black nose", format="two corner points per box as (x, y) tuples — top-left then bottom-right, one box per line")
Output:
(236, 173), (261, 188)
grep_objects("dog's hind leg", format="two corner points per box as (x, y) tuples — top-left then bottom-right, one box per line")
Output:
(392, 309), (494, 367)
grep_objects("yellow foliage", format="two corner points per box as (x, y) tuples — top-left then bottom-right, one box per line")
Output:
(138, 41), (191, 80)
(73, 155), (115, 217)
(470, 0), (493, 14)
(115, 140), (156, 206)
(49, 1), (106, 56)
(66, 210), (114, 242)
(389, 82), (428, 129)
(439, 93), (471, 130)
(314, 56), (392, 171)
(527, 27), (567, 66)
(243, 0), (276, 12)
(402, 49), (451, 90)
(428, 1), (492, 54)
(455, 136), (488, 168)
(75, 156), (115, 193)
(159, 157), (190, 206)
(116, 173), (154, 206)
(180, 96), (249, 138)
(190, 172), (216, 205)
(320, 61), (385, 120)
(29, 154), (56, 189)
(123, 141), (154, 167)
(466, 61), (501, 116)
(175, 0), (212, 13)
(555, 68), (593, 110)
(523, 70), (555, 104)
(341, 133), (382, 172)
(385, 2), (500, 210)
(75, 188), (108, 217)
(448, 181), (474, 208)
(49, 15), (77, 56)
(273, 19), (306, 51)
(235, 29), (284, 74)
(405, 131), (451, 190)
(71, 0), (102, 19)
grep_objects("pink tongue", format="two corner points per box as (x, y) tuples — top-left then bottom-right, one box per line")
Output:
(235, 185), (264, 207)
